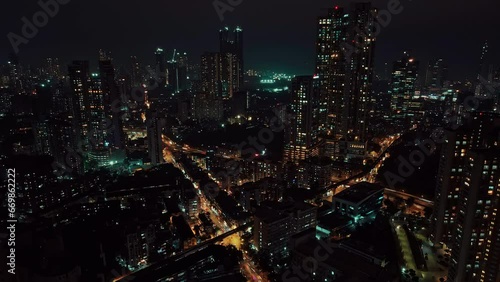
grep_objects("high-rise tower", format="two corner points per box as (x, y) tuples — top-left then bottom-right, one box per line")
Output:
(314, 3), (377, 159)
(431, 112), (500, 246)
(284, 76), (320, 164)
(448, 148), (500, 282)
(88, 72), (106, 150)
(389, 51), (420, 119)
(147, 111), (165, 166)
(201, 52), (222, 98)
(219, 26), (244, 98)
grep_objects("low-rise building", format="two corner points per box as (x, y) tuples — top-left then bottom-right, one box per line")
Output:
(332, 182), (384, 223)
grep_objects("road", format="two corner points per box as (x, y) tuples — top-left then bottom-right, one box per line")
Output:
(321, 133), (437, 211)
(320, 134), (401, 199)
(242, 253), (265, 281)
(160, 136), (268, 282)
(391, 216), (447, 282)
(384, 189), (434, 208)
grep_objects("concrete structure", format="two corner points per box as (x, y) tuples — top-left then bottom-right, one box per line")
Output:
(448, 149), (500, 282)
(253, 201), (317, 262)
(332, 182), (383, 222)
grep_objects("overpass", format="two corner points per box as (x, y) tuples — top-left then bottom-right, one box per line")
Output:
(117, 222), (252, 281)
(384, 188), (434, 208)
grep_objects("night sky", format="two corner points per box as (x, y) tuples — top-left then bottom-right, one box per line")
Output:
(1, 0), (499, 79)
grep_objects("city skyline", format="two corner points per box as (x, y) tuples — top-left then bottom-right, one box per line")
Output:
(2, 1), (500, 282)
(1, 0), (500, 79)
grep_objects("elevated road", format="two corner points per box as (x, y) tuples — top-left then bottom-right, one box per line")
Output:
(384, 188), (434, 208)
(116, 222), (252, 281)
(318, 134), (403, 196)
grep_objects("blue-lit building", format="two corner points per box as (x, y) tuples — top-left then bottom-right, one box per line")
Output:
(332, 182), (384, 222)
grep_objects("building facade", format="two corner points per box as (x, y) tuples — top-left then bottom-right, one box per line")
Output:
(284, 76), (320, 164)
(431, 112), (500, 246)
(389, 51), (420, 119)
(315, 3), (377, 147)
(448, 149), (500, 282)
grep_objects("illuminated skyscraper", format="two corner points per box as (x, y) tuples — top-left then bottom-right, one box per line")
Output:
(284, 76), (320, 164)
(315, 3), (377, 157)
(88, 73), (106, 150)
(315, 8), (338, 133)
(389, 51), (420, 118)
(199, 27), (244, 99)
(219, 26), (244, 98)
(448, 149), (500, 282)
(431, 112), (500, 246)
(201, 52), (222, 97)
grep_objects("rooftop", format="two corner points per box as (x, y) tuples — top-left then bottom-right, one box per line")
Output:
(317, 211), (352, 230)
(256, 200), (317, 224)
(124, 245), (241, 281)
(260, 200), (316, 213)
(293, 238), (391, 281)
(333, 182), (383, 204)
(254, 206), (290, 224)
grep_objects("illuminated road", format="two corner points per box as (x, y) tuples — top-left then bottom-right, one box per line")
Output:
(242, 253), (264, 281)
(160, 136), (268, 282)
(384, 189), (434, 208)
(391, 217), (445, 282)
(321, 134), (402, 202)
(163, 135), (207, 155)
(320, 134), (402, 199)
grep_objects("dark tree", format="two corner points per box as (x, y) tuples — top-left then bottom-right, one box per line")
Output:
(406, 197), (415, 207)
(424, 206), (433, 218)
